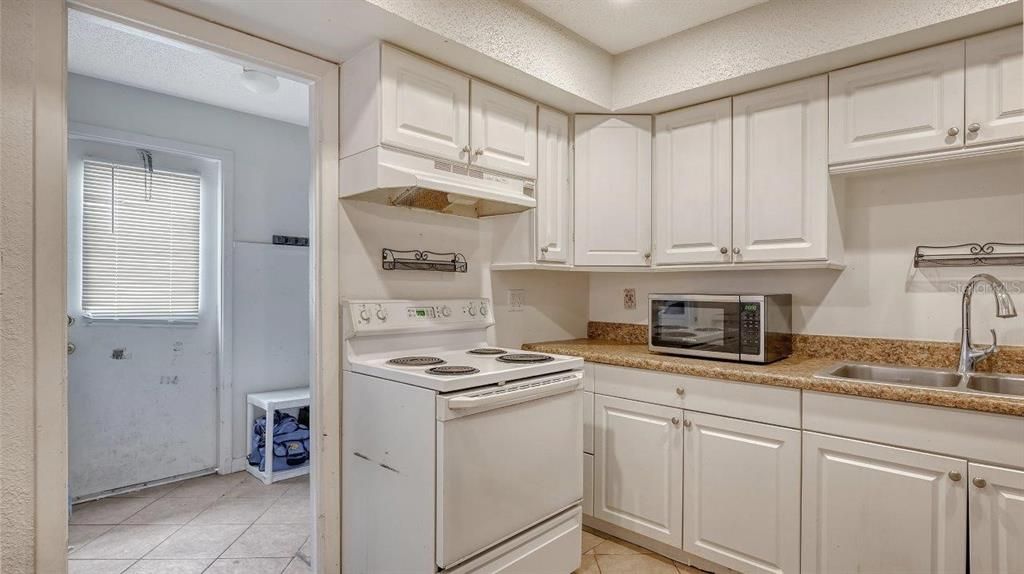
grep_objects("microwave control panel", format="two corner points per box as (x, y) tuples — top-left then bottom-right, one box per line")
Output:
(739, 302), (761, 356)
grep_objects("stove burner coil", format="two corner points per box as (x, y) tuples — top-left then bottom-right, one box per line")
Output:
(387, 356), (445, 367)
(427, 365), (480, 376)
(496, 353), (554, 364)
(467, 348), (507, 355)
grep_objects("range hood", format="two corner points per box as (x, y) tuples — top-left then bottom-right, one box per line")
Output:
(340, 146), (536, 218)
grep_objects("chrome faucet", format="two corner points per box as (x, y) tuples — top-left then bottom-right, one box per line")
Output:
(958, 273), (1018, 374)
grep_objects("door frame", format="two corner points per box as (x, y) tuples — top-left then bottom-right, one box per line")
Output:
(43, 1), (341, 571)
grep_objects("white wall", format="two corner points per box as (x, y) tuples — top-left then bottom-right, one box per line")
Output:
(67, 73), (311, 469)
(589, 155), (1024, 345)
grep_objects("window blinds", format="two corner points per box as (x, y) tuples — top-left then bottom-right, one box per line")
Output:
(81, 159), (201, 322)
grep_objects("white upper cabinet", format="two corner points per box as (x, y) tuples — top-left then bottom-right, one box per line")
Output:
(574, 115), (653, 267)
(536, 108), (571, 263)
(829, 41), (965, 164)
(380, 44), (471, 163)
(654, 99), (732, 265)
(593, 394), (682, 547)
(969, 462), (1024, 574)
(733, 75), (829, 263)
(802, 432), (968, 574)
(683, 412), (800, 574)
(966, 26), (1024, 147)
(469, 81), (538, 178)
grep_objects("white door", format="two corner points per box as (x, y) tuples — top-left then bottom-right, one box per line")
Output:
(802, 432), (967, 574)
(469, 80), (537, 178)
(733, 75), (828, 263)
(654, 99), (732, 265)
(966, 26), (1024, 147)
(593, 394), (682, 546)
(574, 115), (652, 266)
(969, 462), (1024, 574)
(683, 412), (800, 574)
(381, 44), (471, 162)
(536, 107), (572, 263)
(829, 40), (965, 163)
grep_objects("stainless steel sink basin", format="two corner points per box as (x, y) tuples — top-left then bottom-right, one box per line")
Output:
(964, 374), (1024, 397)
(820, 363), (964, 388)
(815, 362), (1024, 398)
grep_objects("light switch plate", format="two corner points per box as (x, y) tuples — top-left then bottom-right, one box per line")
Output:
(508, 289), (526, 312)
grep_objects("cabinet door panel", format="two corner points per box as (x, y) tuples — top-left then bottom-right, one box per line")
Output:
(470, 81), (537, 178)
(970, 462), (1024, 574)
(966, 26), (1024, 147)
(829, 41), (965, 163)
(733, 76), (828, 262)
(381, 45), (470, 162)
(583, 390), (594, 454)
(654, 99), (732, 265)
(802, 432), (967, 574)
(593, 394), (682, 546)
(574, 115), (652, 267)
(536, 108), (572, 263)
(684, 412), (800, 574)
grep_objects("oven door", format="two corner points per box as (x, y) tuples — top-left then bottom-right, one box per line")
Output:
(649, 295), (741, 360)
(436, 372), (584, 569)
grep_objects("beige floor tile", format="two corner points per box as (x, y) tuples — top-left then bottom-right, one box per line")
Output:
(295, 537), (310, 563)
(71, 498), (156, 525)
(674, 563), (710, 574)
(145, 524), (248, 560)
(224, 476), (290, 500)
(114, 482), (182, 499)
(123, 559), (212, 574)
(590, 537), (651, 555)
(574, 554), (600, 574)
(69, 525), (114, 553)
(123, 498), (218, 525)
(67, 560), (135, 574)
(282, 556), (312, 574)
(70, 525), (179, 560)
(596, 553), (678, 574)
(189, 498), (275, 525)
(254, 497), (310, 525)
(581, 530), (604, 554)
(164, 473), (246, 498)
(203, 557), (290, 574)
(221, 524), (310, 558)
(280, 480), (309, 499)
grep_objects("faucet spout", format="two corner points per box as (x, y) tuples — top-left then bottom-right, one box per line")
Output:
(958, 273), (1017, 374)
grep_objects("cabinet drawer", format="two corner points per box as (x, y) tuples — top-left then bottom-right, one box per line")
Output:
(593, 364), (800, 428)
(583, 391), (594, 455)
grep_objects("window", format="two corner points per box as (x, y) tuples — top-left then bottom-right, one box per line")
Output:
(81, 159), (201, 322)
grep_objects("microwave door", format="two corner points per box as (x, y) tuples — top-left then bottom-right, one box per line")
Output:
(650, 296), (740, 359)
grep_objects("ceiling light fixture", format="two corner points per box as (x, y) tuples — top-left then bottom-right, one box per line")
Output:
(240, 68), (279, 95)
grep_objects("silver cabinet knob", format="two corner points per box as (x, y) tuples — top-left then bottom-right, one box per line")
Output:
(675, 387), (685, 396)
(720, 247), (728, 254)
(67, 342), (76, 355)
(540, 246), (549, 253)
(644, 251), (651, 260)
(973, 477), (987, 488)
(733, 247), (741, 255)
(462, 145), (471, 155)
(682, 419), (692, 428)
(671, 417), (680, 426)
(947, 126), (960, 137)
(473, 148), (484, 156)
(948, 471), (962, 482)
(967, 123), (981, 133)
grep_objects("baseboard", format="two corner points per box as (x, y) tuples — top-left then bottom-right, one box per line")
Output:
(230, 456), (251, 474)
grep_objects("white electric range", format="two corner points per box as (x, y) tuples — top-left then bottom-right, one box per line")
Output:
(342, 299), (585, 574)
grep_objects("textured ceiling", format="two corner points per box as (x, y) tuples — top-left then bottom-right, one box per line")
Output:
(68, 10), (309, 126)
(520, 0), (768, 54)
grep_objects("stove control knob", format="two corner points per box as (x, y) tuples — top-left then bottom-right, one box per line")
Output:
(358, 307), (371, 323)
(441, 306), (451, 317)
(479, 303), (488, 316)
(375, 305), (388, 322)
(467, 305), (477, 317)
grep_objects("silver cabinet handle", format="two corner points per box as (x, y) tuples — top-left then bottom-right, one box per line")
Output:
(948, 471), (962, 482)
(973, 477), (987, 488)
(733, 247), (741, 255)
(671, 417), (680, 426)
(719, 247), (728, 254)
(682, 419), (692, 428)
(675, 387), (685, 396)
(968, 123), (981, 133)
(947, 126), (960, 137)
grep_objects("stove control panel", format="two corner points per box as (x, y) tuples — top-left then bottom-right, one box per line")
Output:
(347, 299), (493, 334)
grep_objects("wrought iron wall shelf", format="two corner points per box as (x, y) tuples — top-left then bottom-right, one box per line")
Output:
(382, 248), (468, 273)
(914, 242), (1024, 268)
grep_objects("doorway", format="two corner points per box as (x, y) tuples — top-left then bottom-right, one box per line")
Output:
(64, 8), (318, 572)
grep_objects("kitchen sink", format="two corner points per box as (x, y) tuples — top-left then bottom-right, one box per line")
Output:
(964, 374), (1024, 397)
(816, 362), (1024, 398)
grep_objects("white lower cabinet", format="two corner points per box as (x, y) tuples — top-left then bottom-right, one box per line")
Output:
(801, 432), (968, 574)
(970, 462), (1024, 574)
(683, 412), (800, 574)
(583, 453), (594, 516)
(593, 394), (683, 546)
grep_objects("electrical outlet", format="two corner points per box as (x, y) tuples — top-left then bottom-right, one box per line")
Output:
(508, 289), (526, 312)
(623, 288), (637, 310)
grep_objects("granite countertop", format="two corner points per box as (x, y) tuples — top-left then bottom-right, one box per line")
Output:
(523, 338), (1024, 417)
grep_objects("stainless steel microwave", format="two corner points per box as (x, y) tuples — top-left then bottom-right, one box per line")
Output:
(648, 294), (793, 364)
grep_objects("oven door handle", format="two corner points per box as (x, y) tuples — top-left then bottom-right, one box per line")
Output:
(446, 372), (583, 411)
